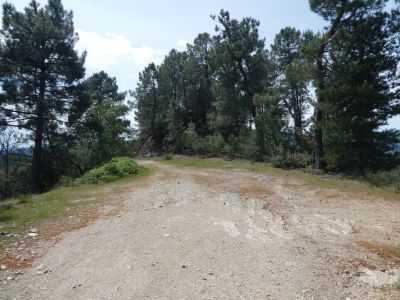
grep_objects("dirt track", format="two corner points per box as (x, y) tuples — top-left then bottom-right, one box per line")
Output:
(2, 160), (400, 299)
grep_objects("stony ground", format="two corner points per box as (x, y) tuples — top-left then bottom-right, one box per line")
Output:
(1, 160), (400, 299)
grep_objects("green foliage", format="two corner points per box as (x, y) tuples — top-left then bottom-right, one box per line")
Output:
(0, 162), (151, 246)
(322, 3), (400, 173)
(76, 157), (140, 185)
(0, 0), (86, 192)
(228, 127), (258, 160)
(271, 27), (314, 150)
(70, 71), (131, 172)
(272, 153), (313, 170)
(366, 168), (400, 193)
(182, 123), (231, 156)
(163, 153), (174, 160)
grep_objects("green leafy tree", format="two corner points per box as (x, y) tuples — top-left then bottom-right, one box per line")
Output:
(0, 0), (85, 192)
(71, 71), (130, 171)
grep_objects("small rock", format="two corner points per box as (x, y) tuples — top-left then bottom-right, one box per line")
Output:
(164, 234), (171, 237)
(27, 233), (38, 238)
(29, 228), (39, 233)
(6, 276), (14, 281)
(1, 265), (7, 270)
(35, 271), (43, 276)
(35, 264), (44, 271)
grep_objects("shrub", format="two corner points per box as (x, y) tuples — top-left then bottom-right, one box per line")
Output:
(228, 127), (257, 160)
(182, 123), (230, 156)
(76, 157), (139, 185)
(163, 153), (173, 160)
(203, 133), (230, 156)
(366, 168), (400, 193)
(59, 176), (75, 187)
(272, 153), (312, 170)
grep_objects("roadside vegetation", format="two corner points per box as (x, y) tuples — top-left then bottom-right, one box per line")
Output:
(365, 168), (400, 194)
(0, 158), (150, 246)
(161, 156), (400, 201)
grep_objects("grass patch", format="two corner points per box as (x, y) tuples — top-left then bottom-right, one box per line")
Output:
(233, 183), (270, 198)
(359, 241), (400, 261)
(160, 156), (239, 169)
(160, 156), (400, 202)
(365, 168), (400, 194)
(396, 276), (400, 289)
(0, 162), (151, 247)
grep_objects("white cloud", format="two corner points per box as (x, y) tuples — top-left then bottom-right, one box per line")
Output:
(76, 30), (165, 70)
(176, 39), (190, 49)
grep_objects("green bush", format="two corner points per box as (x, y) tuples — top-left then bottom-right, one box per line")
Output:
(366, 168), (400, 193)
(202, 133), (230, 156)
(272, 153), (312, 170)
(163, 153), (174, 160)
(76, 157), (139, 185)
(228, 127), (257, 160)
(182, 123), (230, 156)
(58, 176), (75, 187)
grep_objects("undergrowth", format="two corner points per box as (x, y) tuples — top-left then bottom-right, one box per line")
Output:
(0, 158), (150, 246)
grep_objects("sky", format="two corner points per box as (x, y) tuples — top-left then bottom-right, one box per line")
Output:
(2, 0), (400, 129)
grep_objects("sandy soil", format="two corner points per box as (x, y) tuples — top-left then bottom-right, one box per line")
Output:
(1, 160), (400, 299)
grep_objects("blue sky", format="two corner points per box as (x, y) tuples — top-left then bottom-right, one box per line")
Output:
(3, 0), (400, 129)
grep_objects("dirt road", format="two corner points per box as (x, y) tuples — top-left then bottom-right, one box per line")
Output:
(2, 160), (400, 299)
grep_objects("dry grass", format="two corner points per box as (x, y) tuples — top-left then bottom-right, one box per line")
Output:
(232, 183), (271, 198)
(160, 156), (400, 203)
(358, 240), (400, 261)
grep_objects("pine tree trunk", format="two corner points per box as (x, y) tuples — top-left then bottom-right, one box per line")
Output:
(314, 107), (324, 169)
(31, 64), (46, 193)
(4, 144), (9, 198)
(314, 56), (325, 170)
(255, 124), (266, 162)
(31, 104), (44, 193)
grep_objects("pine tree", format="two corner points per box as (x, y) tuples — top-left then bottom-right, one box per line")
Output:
(71, 71), (130, 170)
(0, 0), (85, 192)
(211, 10), (269, 161)
(323, 0), (400, 172)
(271, 27), (313, 150)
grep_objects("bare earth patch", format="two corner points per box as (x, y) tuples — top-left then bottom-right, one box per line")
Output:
(1, 160), (400, 299)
